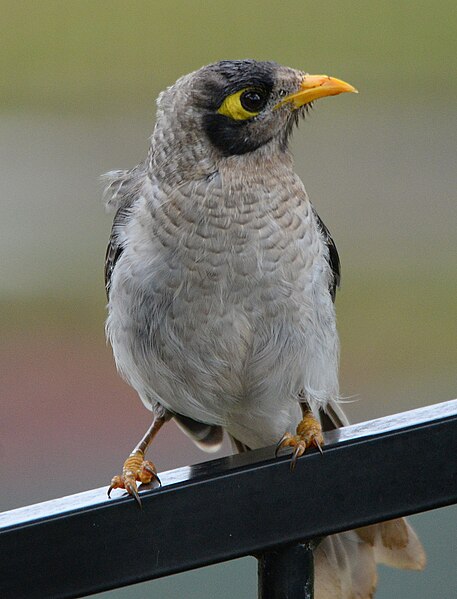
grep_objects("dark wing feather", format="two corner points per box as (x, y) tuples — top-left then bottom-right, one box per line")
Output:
(319, 402), (349, 431)
(174, 414), (224, 452)
(312, 206), (341, 302)
(104, 204), (132, 299)
(103, 164), (149, 298)
(310, 207), (346, 430)
(228, 434), (251, 454)
(104, 230), (122, 299)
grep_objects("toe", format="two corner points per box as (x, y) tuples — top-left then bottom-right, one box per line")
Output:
(139, 460), (161, 486)
(108, 453), (161, 505)
(276, 414), (325, 467)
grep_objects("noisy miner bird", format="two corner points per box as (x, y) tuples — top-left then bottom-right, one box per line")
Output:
(104, 60), (425, 598)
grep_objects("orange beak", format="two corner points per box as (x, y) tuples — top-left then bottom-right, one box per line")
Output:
(275, 74), (358, 109)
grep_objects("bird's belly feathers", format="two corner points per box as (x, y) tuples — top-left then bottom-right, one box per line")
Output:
(107, 193), (339, 446)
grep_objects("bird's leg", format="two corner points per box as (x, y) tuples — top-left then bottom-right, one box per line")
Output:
(108, 414), (169, 506)
(276, 402), (324, 470)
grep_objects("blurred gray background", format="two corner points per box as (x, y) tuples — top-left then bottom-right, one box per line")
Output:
(1, 1), (456, 597)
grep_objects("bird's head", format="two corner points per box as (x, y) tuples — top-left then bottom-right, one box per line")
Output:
(152, 60), (357, 171)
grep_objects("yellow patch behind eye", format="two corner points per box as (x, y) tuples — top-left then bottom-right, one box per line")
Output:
(217, 88), (259, 121)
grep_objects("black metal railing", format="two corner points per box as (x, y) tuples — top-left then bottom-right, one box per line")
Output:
(1, 399), (457, 599)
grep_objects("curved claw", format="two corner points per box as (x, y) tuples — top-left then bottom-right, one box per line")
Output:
(125, 480), (142, 508)
(108, 454), (161, 507)
(142, 463), (162, 487)
(107, 474), (142, 507)
(290, 443), (305, 471)
(107, 474), (123, 498)
(275, 433), (289, 457)
(276, 413), (325, 469)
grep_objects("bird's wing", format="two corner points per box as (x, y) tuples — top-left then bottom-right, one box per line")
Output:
(104, 168), (224, 451)
(311, 205), (341, 302)
(104, 204), (131, 298)
(228, 434), (251, 453)
(103, 166), (149, 298)
(319, 401), (350, 431)
(174, 413), (224, 452)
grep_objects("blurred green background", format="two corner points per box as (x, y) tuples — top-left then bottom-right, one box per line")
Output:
(1, 1), (456, 597)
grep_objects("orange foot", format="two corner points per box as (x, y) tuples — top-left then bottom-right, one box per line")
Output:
(108, 450), (161, 507)
(276, 412), (324, 470)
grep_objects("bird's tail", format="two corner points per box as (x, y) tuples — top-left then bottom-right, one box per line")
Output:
(230, 401), (426, 598)
(314, 519), (425, 599)
(315, 401), (425, 598)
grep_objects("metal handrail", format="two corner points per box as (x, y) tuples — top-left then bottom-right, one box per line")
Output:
(1, 399), (457, 599)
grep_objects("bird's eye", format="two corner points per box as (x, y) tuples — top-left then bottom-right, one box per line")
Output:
(240, 90), (266, 112)
(217, 87), (268, 121)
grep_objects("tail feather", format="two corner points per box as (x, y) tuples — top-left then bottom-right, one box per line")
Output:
(315, 518), (425, 599)
(173, 414), (224, 452)
(229, 405), (426, 597)
(315, 532), (378, 599)
(357, 519), (426, 571)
